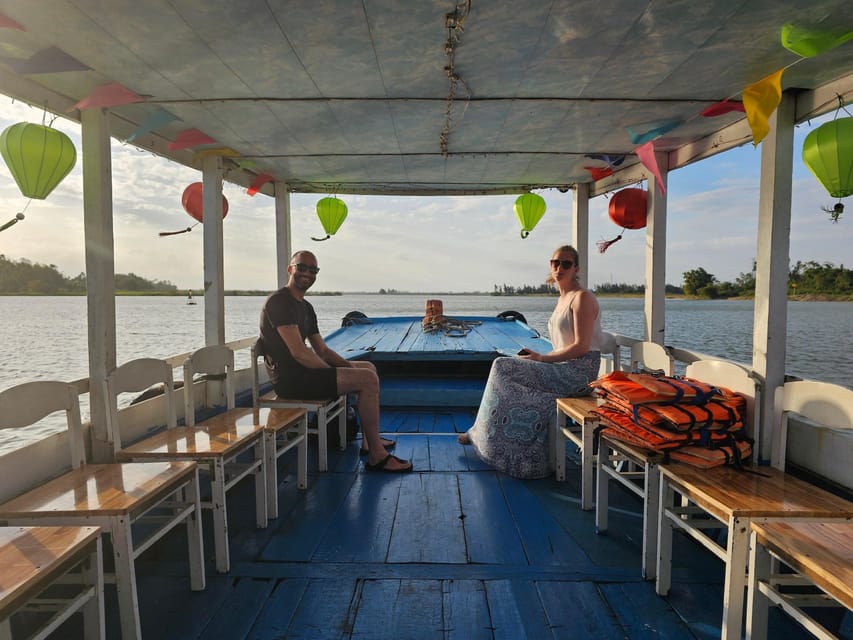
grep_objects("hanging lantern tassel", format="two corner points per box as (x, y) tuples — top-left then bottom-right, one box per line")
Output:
(159, 223), (199, 237)
(514, 193), (546, 239)
(802, 116), (853, 222)
(312, 196), (347, 241)
(596, 231), (624, 253)
(0, 212), (25, 233)
(598, 188), (648, 253)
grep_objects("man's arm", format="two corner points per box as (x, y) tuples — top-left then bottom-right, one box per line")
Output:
(308, 334), (353, 368)
(276, 325), (332, 368)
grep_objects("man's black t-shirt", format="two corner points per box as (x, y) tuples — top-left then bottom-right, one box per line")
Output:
(259, 287), (319, 383)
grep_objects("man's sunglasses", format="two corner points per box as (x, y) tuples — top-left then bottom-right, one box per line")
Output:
(550, 259), (575, 270)
(293, 263), (320, 275)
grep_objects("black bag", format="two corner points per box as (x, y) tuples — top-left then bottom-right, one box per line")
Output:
(325, 397), (361, 448)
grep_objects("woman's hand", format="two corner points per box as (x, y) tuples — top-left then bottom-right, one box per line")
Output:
(517, 349), (543, 361)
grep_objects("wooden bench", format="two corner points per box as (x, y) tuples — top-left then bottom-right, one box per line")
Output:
(746, 520), (853, 640)
(107, 353), (270, 574)
(252, 339), (346, 472)
(595, 435), (662, 579)
(656, 463), (853, 640)
(0, 381), (204, 640)
(0, 525), (103, 640)
(553, 396), (599, 510)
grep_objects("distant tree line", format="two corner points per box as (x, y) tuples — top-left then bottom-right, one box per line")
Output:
(683, 261), (852, 298)
(0, 255), (177, 293)
(491, 283), (553, 295)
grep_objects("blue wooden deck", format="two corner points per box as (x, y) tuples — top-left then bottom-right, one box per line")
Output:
(47, 420), (850, 639)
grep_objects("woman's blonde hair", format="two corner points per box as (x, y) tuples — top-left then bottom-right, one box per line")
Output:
(545, 245), (580, 285)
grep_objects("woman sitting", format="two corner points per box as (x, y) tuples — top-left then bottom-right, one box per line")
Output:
(458, 244), (605, 478)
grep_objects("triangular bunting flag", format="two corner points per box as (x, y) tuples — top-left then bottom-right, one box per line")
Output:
(700, 100), (746, 117)
(626, 119), (682, 145)
(781, 24), (853, 58)
(584, 166), (614, 181)
(126, 109), (180, 142)
(168, 128), (217, 151)
(586, 154), (626, 167)
(743, 69), (783, 146)
(194, 148), (240, 160)
(2, 47), (89, 74)
(0, 13), (25, 30)
(635, 141), (666, 194)
(71, 83), (143, 111)
(247, 173), (275, 196)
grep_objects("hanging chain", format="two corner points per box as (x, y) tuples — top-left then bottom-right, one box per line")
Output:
(440, 0), (472, 157)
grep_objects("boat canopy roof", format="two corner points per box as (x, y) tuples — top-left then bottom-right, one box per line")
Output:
(1, 1), (852, 196)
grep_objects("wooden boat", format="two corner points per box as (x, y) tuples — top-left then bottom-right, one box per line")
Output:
(0, 2), (852, 638)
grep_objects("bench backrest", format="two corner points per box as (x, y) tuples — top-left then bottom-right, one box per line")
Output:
(0, 381), (86, 471)
(251, 338), (266, 407)
(183, 345), (235, 426)
(630, 342), (674, 376)
(104, 358), (177, 453)
(774, 380), (853, 478)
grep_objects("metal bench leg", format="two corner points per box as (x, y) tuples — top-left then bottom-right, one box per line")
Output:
(642, 464), (660, 580)
(255, 439), (268, 529)
(297, 415), (308, 489)
(656, 479), (674, 596)
(211, 459), (230, 573)
(184, 472), (206, 590)
(337, 401), (346, 450)
(82, 535), (105, 640)
(109, 516), (143, 640)
(555, 412), (566, 481)
(317, 407), (329, 472)
(595, 444), (609, 534)
(581, 419), (595, 510)
(746, 530), (770, 640)
(264, 430), (279, 519)
(720, 516), (750, 640)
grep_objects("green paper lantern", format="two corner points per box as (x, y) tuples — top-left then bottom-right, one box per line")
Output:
(0, 122), (77, 199)
(802, 117), (853, 199)
(514, 193), (546, 239)
(312, 196), (347, 241)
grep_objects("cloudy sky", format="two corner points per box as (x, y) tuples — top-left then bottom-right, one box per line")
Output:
(0, 98), (849, 293)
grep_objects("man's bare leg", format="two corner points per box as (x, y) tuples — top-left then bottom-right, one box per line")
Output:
(337, 367), (411, 470)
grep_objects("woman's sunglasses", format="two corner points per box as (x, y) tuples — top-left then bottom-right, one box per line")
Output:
(293, 263), (320, 275)
(550, 259), (574, 270)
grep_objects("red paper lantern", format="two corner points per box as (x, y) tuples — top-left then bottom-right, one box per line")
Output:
(181, 182), (228, 223)
(608, 188), (647, 229)
(597, 188), (648, 253)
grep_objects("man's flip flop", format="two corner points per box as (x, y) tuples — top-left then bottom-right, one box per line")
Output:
(364, 453), (413, 473)
(359, 439), (396, 456)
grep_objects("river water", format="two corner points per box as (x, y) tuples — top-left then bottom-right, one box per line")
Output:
(1, 295), (851, 452)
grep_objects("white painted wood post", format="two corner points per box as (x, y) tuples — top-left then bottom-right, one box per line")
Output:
(752, 92), (795, 467)
(644, 154), (668, 345)
(202, 157), (225, 347)
(572, 182), (590, 289)
(81, 108), (117, 463)
(275, 182), (291, 288)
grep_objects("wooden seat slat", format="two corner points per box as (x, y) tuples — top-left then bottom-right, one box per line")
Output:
(555, 396), (598, 424)
(0, 525), (101, 619)
(0, 462), (197, 517)
(260, 390), (339, 407)
(658, 463), (853, 522)
(262, 407), (308, 434)
(751, 520), (853, 611)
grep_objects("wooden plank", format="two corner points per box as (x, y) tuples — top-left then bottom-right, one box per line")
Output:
(500, 476), (593, 567)
(248, 578), (310, 640)
(135, 574), (232, 639)
(432, 413), (458, 433)
(485, 579), (552, 639)
(463, 444), (493, 471)
(443, 580), (493, 640)
(458, 473), (527, 565)
(380, 410), (406, 432)
(202, 576), (276, 640)
(393, 434), (430, 471)
(427, 435), (469, 472)
(313, 474), (404, 562)
(260, 474), (356, 562)
(451, 409), (476, 433)
(388, 473), (467, 563)
(396, 412), (421, 433)
(537, 581), (623, 638)
(352, 579), (444, 639)
(600, 582), (695, 639)
(284, 578), (358, 640)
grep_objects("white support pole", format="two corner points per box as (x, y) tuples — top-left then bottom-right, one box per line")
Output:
(274, 182), (292, 288)
(644, 154), (668, 344)
(572, 183), (590, 289)
(81, 108), (116, 463)
(202, 157), (225, 346)
(753, 92), (795, 467)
